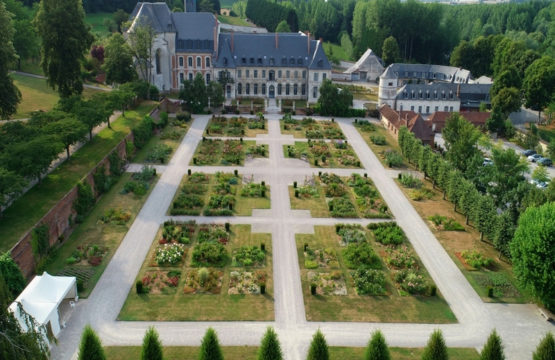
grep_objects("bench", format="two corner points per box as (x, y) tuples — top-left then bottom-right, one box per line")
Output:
(539, 308), (552, 321)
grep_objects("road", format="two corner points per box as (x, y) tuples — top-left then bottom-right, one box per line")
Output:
(50, 114), (553, 360)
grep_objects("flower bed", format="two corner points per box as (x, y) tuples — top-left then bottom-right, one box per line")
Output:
(281, 115), (345, 139)
(197, 225), (230, 244)
(64, 244), (107, 267)
(303, 247), (338, 269)
(191, 242), (228, 267)
(308, 271), (347, 295)
(228, 270), (266, 294)
(155, 243), (186, 266)
(368, 222), (406, 245)
(232, 246), (265, 267)
(285, 140), (360, 168)
(141, 270), (181, 294)
(351, 268), (387, 295)
(183, 268), (223, 294)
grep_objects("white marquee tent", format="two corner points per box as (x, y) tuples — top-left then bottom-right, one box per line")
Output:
(8, 272), (77, 342)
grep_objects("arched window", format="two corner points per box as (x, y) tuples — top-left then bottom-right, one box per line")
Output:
(155, 49), (161, 74)
(196, 57), (201, 67)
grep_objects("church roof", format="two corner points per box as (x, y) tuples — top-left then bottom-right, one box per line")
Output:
(130, 2), (174, 33)
(172, 12), (216, 41)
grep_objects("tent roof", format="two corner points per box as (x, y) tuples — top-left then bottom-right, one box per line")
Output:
(9, 272), (76, 324)
(345, 48), (384, 74)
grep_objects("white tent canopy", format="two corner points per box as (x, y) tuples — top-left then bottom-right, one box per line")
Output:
(8, 272), (77, 341)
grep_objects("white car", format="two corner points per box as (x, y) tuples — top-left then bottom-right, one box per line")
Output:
(482, 157), (493, 166)
(530, 179), (548, 189)
(527, 154), (542, 162)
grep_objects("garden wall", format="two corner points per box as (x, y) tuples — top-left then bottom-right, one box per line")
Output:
(10, 133), (134, 278)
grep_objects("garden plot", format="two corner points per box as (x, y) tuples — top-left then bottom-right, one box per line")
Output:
(354, 119), (406, 168)
(132, 115), (189, 164)
(170, 172), (270, 216)
(191, 138), (267, 166)
(280, 115), (345, 139)
(297, 226), (455, 323)
(290, 174), (391, 219)
(283, 140), (361, 168)
(119, 224), (274, 321)
(204, 115), (268, 137)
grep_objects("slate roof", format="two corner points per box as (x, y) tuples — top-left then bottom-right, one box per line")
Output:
(427, 111), (490, 132)
(381, 63), (470, 83)
(130, 2), (174, 33)
(396, 83), (461, 101)
(214, 33), (331, 70)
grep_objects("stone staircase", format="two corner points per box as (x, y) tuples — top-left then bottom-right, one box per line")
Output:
(266, 98), (280, 114)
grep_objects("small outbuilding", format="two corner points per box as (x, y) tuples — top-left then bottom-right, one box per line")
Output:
(8, 272), (78, 343)
(344, 49), (384, 82)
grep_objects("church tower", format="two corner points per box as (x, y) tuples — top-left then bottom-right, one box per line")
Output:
(185, 0), (196, 12)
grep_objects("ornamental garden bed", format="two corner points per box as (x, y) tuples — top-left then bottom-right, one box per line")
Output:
(397, 180), (528, 303)
(170, 172), (270, 216)
(280, 115), (345, 139)
(289, 174), (391, 219)
(119, 224), (274, 321)
(283, 140), (361, 168)
(46, 172), (158, 298)
(132, 118), (189, 164)
(191, 139), (267, 166)
(354, 119), (406, 169)
(204, 115), (268, 137)
(298, 226), (455, 323)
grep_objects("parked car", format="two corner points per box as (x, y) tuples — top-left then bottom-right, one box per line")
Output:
(522, 149), (536, 157)
(528, 154), (542, 162)
(530, 179), (548, 189)
(538, 157), (552, 166)
(482, 157), (493, 166)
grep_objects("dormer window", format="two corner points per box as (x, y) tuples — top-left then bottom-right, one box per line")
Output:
(242, 57), (246, 64)
(442, 91), (446, 99)
(223, 58), (228, 66)
(270, 57), (275, 65)
(426, 91), (430, 99)
(257, 58), (262, 64)
(290, 58), (295, 65)
(317, 59), (323, 67)
(297, 58), (303, 65)
(419, 91), (423, 99)
(411, 91), (415, 99)
(449, 91), (453, 99)
(250, 57), (254, 64)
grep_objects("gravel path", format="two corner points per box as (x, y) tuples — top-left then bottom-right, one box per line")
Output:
(50, 114), (553, 360)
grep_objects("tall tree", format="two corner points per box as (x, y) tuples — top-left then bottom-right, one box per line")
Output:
(493, 212), (514, 258)
(113, 9), (129, 33)
(487, 147), (528, 208)
(179, 73), (208, 113)
(199, 328), (223, 360)
(364, 330), (390, 360)
(382, 36), (400, 66)
(73, 99), (106, 140)
(317, 79), (352, 116)
(522, 56), (555, 123)
(0, 168), (26, 209)
(510, 202), (555, 311)
(0, 272), (49, 360)
(421, 330), (448, 360)
(141, 327), (163, 360)
(0, 252), (26, 299)
(490, 66), (521, 98)
(207, 81), (224, 108)
(103, 33), (136, 85)
(34, 0), (93, 97)
(533, 333), (555, 360)
(491, 87), (521, 117)
(43, 117), (87, 159)
(442, 113), (481, 173)
(0, 1), (21, 119)
(258, 327), (283, 360)
(307, 329), (329, 360)
(78, 325), (106, 360)
(4, 135), (63, 182)
(128, 21), (156, 96)
(480, 330), (505, 360)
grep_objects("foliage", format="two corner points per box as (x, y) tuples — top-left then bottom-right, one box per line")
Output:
(192, 242), (227, 267)
(533, 332), (555, 360)
(352, 268), (386, 295)
(146, 144), (172, 164)
(317, 79), (353, 117)
(329, 197), (357, 218)
(0, 1), (21, 118)
(74, 182), (95, 220)
(104, 33), (136, 85)
(31, 224), (49, 259)
(234, 246), (265, 267)
(180, 73), (208, 113)
(370, 135), (386, 145)
(461, 250), (493, 269)
(127, 23), (156, 95)
(442, 113), (481, 173)
(0, 252), (26, 300)
(199, 328), (224, 360)
(422, 330), (448, 360)
(246, 0), (298, 32)
(382, 36), (400, 66)
(35, 0), (93, 97)
(532, 165), (550, 183)
(4, 134), (63, 182)
(369, 223), (406, 246)
(395, 269), (428, 295)
(399, 173), (422, 189)
(480, 330), (505, 360)
(384, 150), (403, 168)
(155, 243), (185, 265)
(364, 330), (391, 360)
(0, 168), (26, 208)
(258, 327), (283, 360)
(141, 327), (163, 360)
(510, 202), (555, 311)
(133, 116), (154, 149)
(275, 20), (291, 32)
(78, 325), (106, 360)
(342, 242), (381, 270)
(522, 56), (555, 118)
(307, 329), (329, 360)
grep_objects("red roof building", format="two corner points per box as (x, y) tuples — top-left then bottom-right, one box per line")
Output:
(378, 105), (435, 146)
(427, 111), (490, 133)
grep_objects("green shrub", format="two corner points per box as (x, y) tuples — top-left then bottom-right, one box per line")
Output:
(370, 223), (406, 245)
(329, 197), (357, 218)
(233, 246), (265, 266)
(370, 135), (386, 145)
(133, 115), (154, 149)
(192, 242), (227, 267)
(384, 150), (403, 167)
(394, 269), (428, 294)
(342, 242), (381, 270)
(136, 280), (144, 294)
(74, 182), (95, 218)
(399, 173), (422, 189)
(146, 143), (172, 163)
(461, 250), (492, 269)
(305, 260), (318, 269)
(352, 268), (386, 295)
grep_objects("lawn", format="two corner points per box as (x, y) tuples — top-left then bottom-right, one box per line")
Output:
(298, 226), (455, 323)
(132, 121), (189, 164)
(191, 139), (267, 166)
(354, 120), (407, 169)
(283, 140), (361, 168)
(169, 172), (270, 216)
(45, 172), (158, 298)
(289, 174), (391, 219)
(281, 116), (345, 139)
(0, 102), (157, 253)
(217, 14), (254, 27)
(105, 346), (258, 360)
(330, 347), (479, 359)
(204, 115), (267, 138)
(337, 84), (379, 102)
(397, 180), (529, 303)
(118, 224), (274, 321)
(85, 12), (113, 38)
(9, 73), (99, 119)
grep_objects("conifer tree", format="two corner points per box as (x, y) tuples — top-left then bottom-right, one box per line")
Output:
(78, 325), (106, 360)
(421, 330), (448, 360)
(533, 333), (554, 360)
(141, 326), (163, 360)
(307, 329), (329, 360)
(364, 330), (390, 360)
(258, 327), (283, 360)
(480, 330), (504, 360)
(199, 328), (224, 360)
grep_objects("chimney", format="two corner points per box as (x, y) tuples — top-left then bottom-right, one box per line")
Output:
(307, 32), (310, 55)
(213, 22), (218, 54)
(230, 32), (234, 52)
(275, 32), (278, 49)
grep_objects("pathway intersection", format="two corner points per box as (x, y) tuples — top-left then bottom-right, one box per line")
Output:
(51, 114), (552, 360)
